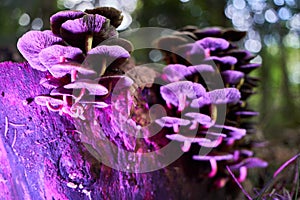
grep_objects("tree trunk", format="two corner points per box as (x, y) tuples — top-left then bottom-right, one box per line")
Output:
(0, 62), (227, 199)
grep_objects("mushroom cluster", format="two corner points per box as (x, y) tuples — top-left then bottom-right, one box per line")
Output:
(154, 26), (267, 187)
(17, 7), (134, 120)
(17, 7), (267, 190)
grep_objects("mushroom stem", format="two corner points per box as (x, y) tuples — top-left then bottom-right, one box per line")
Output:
(208, 159), (217, 177)
(173, 123), (179, 133)
(182, 141), (191, 152)
(99, 58), (107, 76)
(86, 34), (93, 52)
(59, 56), (66, 63)
(178, 93), (187, 112)
(238, 166), (247, 183)
(75, 88), (86, 104)
(204, 49), (210, 58)
(71, 69), (78, 82)
(189, 120), (198, 130)
(210, 104), (217, 123)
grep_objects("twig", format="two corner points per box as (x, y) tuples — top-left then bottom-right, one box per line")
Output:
(11, 129), (17, 148)
(9, 122), (25, 127)
(295, 158), (299, 200)
(4, 116), (8, 137)
(273, 153), (300, 178)
(226, 166), (252, 200)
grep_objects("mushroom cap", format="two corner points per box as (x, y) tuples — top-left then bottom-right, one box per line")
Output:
(166, 134), (211, 143)
(185, 112), (212, 126)
(229, 158), (268, 170)
(49, 62), (96, 78)
(196, 37), (230, 51)
(193, 154), (234, 161)
(83, 45), (130, 71)
(222, 28), (247, 42)
(155, 116), (190, 128)
(50, 87), (77, 98)
(174, 43), (206, 62)
(39, 77), (62, 89)
(97, 75), (134, 92)
(221, 70), (245, 85)
(160, 81), (206, 107)
(227, 49), (255, 61)
(162, 64), (190, 82)
(234, 111), (259, 118)
(155, 35), (189, 51)
(17, 31), (63, 71)
(213, 124), (246, 140)
(101, 38), (134, 53)
(205, 56), (238, 66)
(39, 44), (84, 70)
(60, 14), (118, 49)
(193, 27), (223, 39)
(64, 79), (108, 95)
(50, 10), (85, 35)
(84, 7), (123, 28)
(188, 64), (215, 75)
(34, 95), (64, 106)
(191, 88), (241, 107)
(237, 63), (261, 74)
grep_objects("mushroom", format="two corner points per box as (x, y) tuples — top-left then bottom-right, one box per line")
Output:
(234, 110), (259, 118)
(155, 116), (190, 133)
(78, 96), (109, 108)
(193, 154), (234, 177)
(17, 31), (63, 71)
(162, 64), (191, 82)
(60, 14), (117, 51)
(50, 10), (85, 35)
(185, 112), (213, 130)
(227, 49), (255, 61)
(204, 56), (238, 69)
(83, 45), (130, 76)
(196, 37), (230, 57)
(38, 45), (86, 81)
(174, 43), (206, 64)
(228, 158), (268, 182)
(165, 134), (211, 152)
(221, 70), (245, 85)
(34, 95), (64, 112)
(213, 124), (246, 145)
(39, 77), (62, 89)
(222, 28), (247, 42)
(160, 81), (206, 111)
(61, 103), (85, 120)
(193, 27), (223, 39)
(64, 79), (109, 103)
(101, 38), (134, 53)
(237, 63), (261, 74)
(191, 88), (241, 108)
(49, 62), (96, 81)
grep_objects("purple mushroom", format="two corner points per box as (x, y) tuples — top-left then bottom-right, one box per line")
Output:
(34, 95), (64, 112)
(204, 56), (238, 67)
(17, 31), (63, 71)
(237, 63), (261, 74)
(160, 81), (206, 111)
(196, 37), (230, 57)
(191, 88), (241, 108)
(193, 154), (234, 177)
(162, 64), (191, 82)
(228, 158), (268, 182)
(185, 112), (213, 129)
(221, 70), (245, 85)
(166, 134), (212, 152)
(155, 116), (190, 133)
(83, 45), (130, 76)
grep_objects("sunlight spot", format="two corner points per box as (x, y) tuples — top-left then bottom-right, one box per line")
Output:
(265, 9), (278, 23)
(19, 13), (30, 26)
(245, 39), (262, 53)
(31, 18), (43, 30)
(278, 7), (292, 20)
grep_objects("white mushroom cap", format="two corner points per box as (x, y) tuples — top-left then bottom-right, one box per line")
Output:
(64, 79), (108, 95)
(34, 95), (64, 106)
(49, 62), (96, 78)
